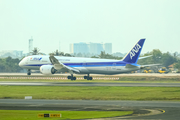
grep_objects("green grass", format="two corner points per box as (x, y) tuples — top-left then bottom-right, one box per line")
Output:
(1, 86), (180, 100)
(0, 110), (133, 120)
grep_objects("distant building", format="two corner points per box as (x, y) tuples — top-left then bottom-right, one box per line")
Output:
(74, 42), (89, 54)
(70, 44), (74, 54)
(89, 43), (103, 55)
(0, 50), (23, 59)
(103, 43), (112, 54)
(70, 42), (112, 55)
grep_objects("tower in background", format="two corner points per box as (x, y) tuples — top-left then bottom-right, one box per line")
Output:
(29, 37), (33, 53)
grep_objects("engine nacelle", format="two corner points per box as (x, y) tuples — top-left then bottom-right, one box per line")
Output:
(40, 65), (57, 75)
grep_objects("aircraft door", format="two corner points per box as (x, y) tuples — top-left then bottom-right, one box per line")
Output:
(25, 57), (29, 64)
(112, 63), (116, 70)
(106, 64), (111, 72)
(83, 61), (86, 67)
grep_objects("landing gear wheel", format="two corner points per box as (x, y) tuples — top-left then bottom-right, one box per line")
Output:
(84, 76), (87, 79)
(27, 72), (31, 75)
(67, 76), (71, 79)
(27, 69), (31, 75)
(71, 77), (76, 81)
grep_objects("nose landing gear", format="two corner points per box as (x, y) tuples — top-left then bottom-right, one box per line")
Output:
(27, 69), (31, 75)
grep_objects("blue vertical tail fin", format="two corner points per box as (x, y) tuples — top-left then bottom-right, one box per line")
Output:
(122, 39), (145, 63)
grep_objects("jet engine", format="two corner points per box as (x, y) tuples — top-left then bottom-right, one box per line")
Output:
(40, 65), (57, 75)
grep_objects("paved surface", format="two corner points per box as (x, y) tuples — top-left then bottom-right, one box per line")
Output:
(1, 73), (180, 119)
(0, 99), (180, 120)
(1, 82), (180, 87)
(1, 73), (180, 76)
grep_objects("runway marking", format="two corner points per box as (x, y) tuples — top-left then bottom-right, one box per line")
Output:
(0, 77), (119, 80)
(38, 113), (61, 118)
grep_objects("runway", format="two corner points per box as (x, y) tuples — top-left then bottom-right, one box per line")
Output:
(1, 73), (180, 119)
(1, 82), (180, 87)
(1, 73), (180, 77)
(0, 99), (180, 120)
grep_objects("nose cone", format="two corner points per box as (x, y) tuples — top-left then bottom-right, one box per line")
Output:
(19, 60), (23, 67)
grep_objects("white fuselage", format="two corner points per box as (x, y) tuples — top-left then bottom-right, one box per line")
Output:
(19, 55), (140, 75)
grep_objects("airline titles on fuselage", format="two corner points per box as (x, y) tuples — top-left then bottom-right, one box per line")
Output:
(30, 57), (70, 62)
(30, 57), (42, 61)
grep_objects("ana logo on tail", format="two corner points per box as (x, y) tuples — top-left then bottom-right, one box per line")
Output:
(130, 43), (141, 59)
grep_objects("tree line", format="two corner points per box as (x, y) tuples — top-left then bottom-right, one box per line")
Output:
(0, 57), (22, 72)
(1, 48), (180, 72)
(138, 49), (179, 68)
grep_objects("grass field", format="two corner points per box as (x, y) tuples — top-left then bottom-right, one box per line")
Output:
(0, 110), (133, 120)
(1, 86), (180, 100)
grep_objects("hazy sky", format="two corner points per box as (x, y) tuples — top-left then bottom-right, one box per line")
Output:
(0, 0), (180, 54)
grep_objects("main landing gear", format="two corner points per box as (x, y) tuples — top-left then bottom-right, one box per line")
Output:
(67, 74), (93, 81)
(67, 74), (76, 81)
(84, 74), (92, 80)
(27, 69), (31, 75)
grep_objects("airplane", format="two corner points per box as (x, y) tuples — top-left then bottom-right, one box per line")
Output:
(19, 38), (152, 80)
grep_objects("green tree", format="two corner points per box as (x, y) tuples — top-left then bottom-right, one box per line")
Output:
(30, 47), (42, 55)
(138, 49), (162, 65)
(151, 49), (162, 63)
(91, 55), (99, 58)
(65, 53), (71, 56)
(138, 49), (178, 69)
(174, 61), (180, 70)
(92, 51), (122, 60)
(0, 57), (22, 72)
(49, 50), (72, 57)
(161, 52), (177, 67)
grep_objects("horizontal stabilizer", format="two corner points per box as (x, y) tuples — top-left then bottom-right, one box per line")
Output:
(138, 55), (152, 60)
(140, 64), (161, 69)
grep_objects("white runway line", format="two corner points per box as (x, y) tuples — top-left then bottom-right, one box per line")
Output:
(0, 77), (119, 80)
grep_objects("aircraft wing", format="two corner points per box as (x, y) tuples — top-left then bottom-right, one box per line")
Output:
(49, 56), (80, 73)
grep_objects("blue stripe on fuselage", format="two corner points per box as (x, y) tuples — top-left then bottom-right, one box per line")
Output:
(24, 61), (128, 67)
(24, 64), (52, 67)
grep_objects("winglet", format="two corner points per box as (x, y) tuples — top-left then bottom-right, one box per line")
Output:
(123, 39), (145, 63)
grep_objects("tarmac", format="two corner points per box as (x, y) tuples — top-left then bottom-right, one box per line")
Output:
(1, 73), (180, 119)
(0, 99), (180, 120)
(1, 82), (180, 87)
(1, 73), (180, 76)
